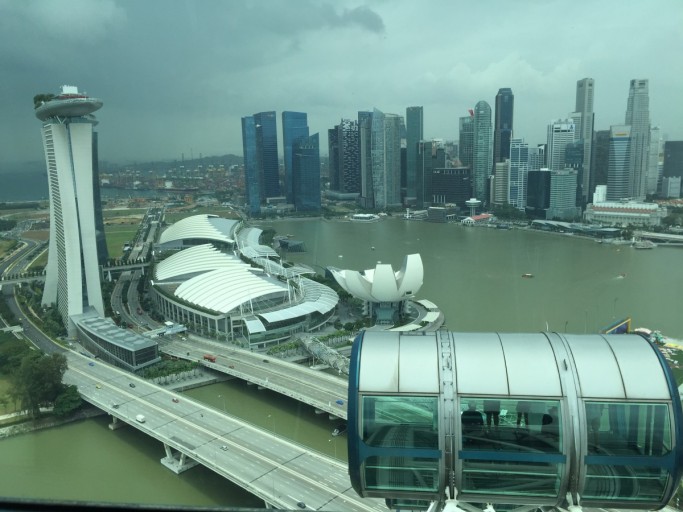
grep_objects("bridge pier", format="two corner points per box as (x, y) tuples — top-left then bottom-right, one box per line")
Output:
(160, 444), (199, 474)
(108, 416), (124, 430)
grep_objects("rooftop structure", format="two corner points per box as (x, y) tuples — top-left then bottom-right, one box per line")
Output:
(157, 214), (239, 249)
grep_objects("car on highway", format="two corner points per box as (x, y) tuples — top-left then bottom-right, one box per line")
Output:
(112, 404), (119, 409)
(172, 398), (179, 403)
(129, 383), (136, 388)
(220, 445), (228, 451)
(95, 384), (102, 389)
(88, 362), (95, 367)
(297, 502), (306, 509)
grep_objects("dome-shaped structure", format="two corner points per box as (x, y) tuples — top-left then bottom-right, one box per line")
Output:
(158, 215), (239, 248)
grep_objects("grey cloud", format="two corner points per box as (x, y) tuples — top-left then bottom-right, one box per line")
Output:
(336, 6), (385, 33)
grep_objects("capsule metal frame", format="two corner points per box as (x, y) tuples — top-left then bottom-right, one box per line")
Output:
(348, 331), (683, 510)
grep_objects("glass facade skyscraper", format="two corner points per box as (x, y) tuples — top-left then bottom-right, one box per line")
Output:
(472, 101), (492, 201)
(625, 79), (650, 200)
(282, 111), (309, 203)
(254, 111), (280, 199)
(292, 133), (321, 211)
(328, 119), (360, 195)
(406, 106), (423, 201)
(606, 125), (632, 201)
(459, 113), (474, 170)
(241, 115), (260, 215)
(509, 138), (529, 209)
(575, 78), (595, 203)
(493, 88), (514, 164)
(370, 109), (402, 209)
(547, 119), (576, 171)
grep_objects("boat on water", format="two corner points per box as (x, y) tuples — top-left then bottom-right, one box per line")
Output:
(522, 273), (534, 278)
(349, 213), (380, 222)
(634, 240), (657, 249)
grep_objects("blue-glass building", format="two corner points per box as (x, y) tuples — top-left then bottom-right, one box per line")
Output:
(292, 133), (321, 211)
(254, 111), (280, 200)
(493, 88), (514, 164)
(282, 111), (309, 203)
(241, 115), (260, 215)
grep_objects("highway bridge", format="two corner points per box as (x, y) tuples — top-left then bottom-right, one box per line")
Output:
(64, 352), (382, 512)
(636, 230), (683, 245)
(161, 337), (349, 420)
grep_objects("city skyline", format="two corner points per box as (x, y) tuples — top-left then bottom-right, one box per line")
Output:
(1, 1), (683, 166)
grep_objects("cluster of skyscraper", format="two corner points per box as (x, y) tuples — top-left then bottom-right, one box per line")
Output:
(241, 111), (321, 215)
(322, 78), (682, 220)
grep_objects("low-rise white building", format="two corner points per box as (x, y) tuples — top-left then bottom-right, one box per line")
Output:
(583, 201), (667, 227)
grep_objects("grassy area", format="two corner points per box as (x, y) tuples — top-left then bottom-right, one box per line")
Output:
(0, 240), (17, 259)
(22, 229), (49, 242)
(103, 208), (148, 220)
(105, 224), (139, 259)
(27, 247), (48, 271)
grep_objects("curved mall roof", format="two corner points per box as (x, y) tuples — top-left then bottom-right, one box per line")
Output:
(155, 244), (242, 281)
(158, 215), (239, 246)
(174, 267), (288, 314)
(330, 253), (423, 302)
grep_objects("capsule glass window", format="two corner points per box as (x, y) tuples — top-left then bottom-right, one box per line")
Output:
(361, 395), (439, 449)
(583, 401), (672, 503)
(459, 398), (565, 499)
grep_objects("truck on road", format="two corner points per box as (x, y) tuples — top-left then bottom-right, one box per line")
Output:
(203, 354), (216, 362)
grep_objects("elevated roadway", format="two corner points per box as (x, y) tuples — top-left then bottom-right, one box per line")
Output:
(162, 337), (349, 420)
(64, 353), (381, 512)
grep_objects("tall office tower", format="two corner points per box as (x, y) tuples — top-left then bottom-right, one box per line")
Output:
(547, 169), (580, 220)
(646, 126), (662, 195)
(358, 111), (374, 208)
(493, 88), (514, 164)
(491, 161), (510, 206)
(328, 127), (340, 191)
(509, 138), (529, 209)
(405, 106), (424, 202)
(590, 130), (610, 198)
(472, 101), (493, 200)
(91, 132), (108, 265)
(241, 115), (260, 215)
(292, 133), (321, 211)
(369, 109), (402, 209)
(253, 111), (280, 199)
(624, 79), (651, 200)
(329, 120), (360, 195)
(35, 85), (105, 336)
(431, 167), (471, 207)
(528, 146), (545, 172)
(459, 112), (474, 169)
(663, 141), (683, 197)
(606, 125), (632, 201)
(547, 119), (576, 171)
(565, 140), (584, 207)
(282, 111), (309, 203)
(575, 78), (595, 203)
(416, 140), (446, 208)
(525, 169), (551, 218)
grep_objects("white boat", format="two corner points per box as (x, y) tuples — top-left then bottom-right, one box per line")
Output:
(634, 240), (657, 249)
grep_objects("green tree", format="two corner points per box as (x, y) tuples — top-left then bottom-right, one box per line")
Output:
(10, 352), (68, 418)
(53, 385), (83, 417)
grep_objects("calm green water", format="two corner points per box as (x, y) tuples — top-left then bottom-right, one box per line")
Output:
(263, 218), (682, 338)
(1, 218), (680, 507)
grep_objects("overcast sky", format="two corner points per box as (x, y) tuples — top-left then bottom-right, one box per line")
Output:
(1, 0), (682, 167)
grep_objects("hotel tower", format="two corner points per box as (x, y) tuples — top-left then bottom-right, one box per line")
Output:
(35, 85), (105, 336)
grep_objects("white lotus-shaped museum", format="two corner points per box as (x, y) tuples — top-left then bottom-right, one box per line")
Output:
(330, 253), (423, 302)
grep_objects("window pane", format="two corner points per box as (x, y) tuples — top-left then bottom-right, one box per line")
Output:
(362, 396), (438, 449)
(585, 402), (671, 456)
(364, 456), (439, 492)
(583, 465), (668, 501)
(460, 398), (562, 453)
(462, 460), (561, 497)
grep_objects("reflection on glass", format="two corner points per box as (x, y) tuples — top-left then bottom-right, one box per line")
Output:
(583, 401), (672, 502)
(362, 395), (438, 449)
(459, 398), (564, 498)
(364, 456), (439, 493)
